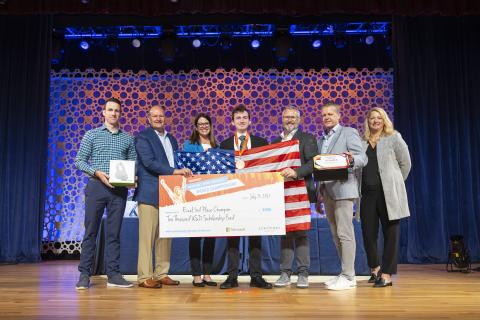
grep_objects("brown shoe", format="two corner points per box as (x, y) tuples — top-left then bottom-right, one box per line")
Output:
(157, 276), (180, 286)
(139, 278), (162, 289)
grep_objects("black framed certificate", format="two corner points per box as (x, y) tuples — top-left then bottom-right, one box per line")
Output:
(313, 154), (349, 181)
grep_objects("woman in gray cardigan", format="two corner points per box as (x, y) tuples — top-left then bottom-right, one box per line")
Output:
(360, 107), (411, 287)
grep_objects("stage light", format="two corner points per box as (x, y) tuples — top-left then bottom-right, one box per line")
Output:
(160, 34), (177, 63)
(132, 38), (141, 48)
(51, 32), (65, 65)
(106, 36), (119, 52)
(219, 36), (232, 50)
(80, 0), (90, 4)
(333, 35), (347, 49)
(273, 31), (292, 63)
(365, 35), (375, 45)
(251, 39), (260, 49)
(312, 39), (322, 48)
(80, 40), (89, 50)
(447, 235), (471, 272)
(192, 39), (201, 48)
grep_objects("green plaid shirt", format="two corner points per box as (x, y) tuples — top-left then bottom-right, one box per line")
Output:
(74, 125), (136, 177)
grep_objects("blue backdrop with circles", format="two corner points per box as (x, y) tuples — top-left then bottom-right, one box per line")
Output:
(44, 67), (393, 252)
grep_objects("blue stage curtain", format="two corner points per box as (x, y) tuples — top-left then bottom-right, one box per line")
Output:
(393, 16), (480, 263)
(0, 16), (52, 262)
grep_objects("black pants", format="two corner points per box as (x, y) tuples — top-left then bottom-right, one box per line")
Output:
(227, 236), (262, 278)
(189, 237), (215, 276)
(360, 185), (400, 275)
(78, 178), (127, 277)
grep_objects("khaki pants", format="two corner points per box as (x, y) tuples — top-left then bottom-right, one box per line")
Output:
(324, 195), (356, 278)
(137, 203), (171, 284)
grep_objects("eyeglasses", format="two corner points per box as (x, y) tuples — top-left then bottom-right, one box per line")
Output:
(197, 122), (210, 128)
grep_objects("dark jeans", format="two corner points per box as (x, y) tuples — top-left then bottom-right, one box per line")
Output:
(189, 237), (215, 276)
(227, 236), (262, 278)
(78, 178), (127, 278)
(360, 185), (400, 275)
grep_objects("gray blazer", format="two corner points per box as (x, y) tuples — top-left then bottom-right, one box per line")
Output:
(361, 131), (411, 220)
(317, 125), (368, 200)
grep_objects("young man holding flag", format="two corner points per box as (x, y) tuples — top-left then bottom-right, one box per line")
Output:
(218, 104), (273, 289)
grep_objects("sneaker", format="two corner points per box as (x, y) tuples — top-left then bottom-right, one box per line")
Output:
(274, 273), (291, 287)
(296, 275), (309, 288)
(326, 275), (356, 291)
(324, 275), (340, 286)
(107, 275), (133, 288)
(76, 273), (90, 290)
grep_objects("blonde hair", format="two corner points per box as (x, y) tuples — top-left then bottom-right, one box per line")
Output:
(364, 107), (394, 140)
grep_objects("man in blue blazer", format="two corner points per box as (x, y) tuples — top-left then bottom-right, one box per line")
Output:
(317, 103), (367, 291)
(134, 105), (191, 288)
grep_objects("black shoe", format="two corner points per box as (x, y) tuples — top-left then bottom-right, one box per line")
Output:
(193, 280), (205, 287)
(220, 276), (238, 289)
(250, 276), (273, 289)
(368, 273), (378, 283)
(203, 279), (217, 286)
(373, 277), (393, 288)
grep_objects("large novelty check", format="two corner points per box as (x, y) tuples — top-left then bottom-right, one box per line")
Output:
(158, 172), (286, 238)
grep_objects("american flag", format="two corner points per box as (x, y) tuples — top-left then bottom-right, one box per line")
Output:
(235, 140), (311, 232)
(175, 149), (235, 174)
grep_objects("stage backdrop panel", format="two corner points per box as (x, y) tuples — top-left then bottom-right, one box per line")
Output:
(43, 67), (393, 254)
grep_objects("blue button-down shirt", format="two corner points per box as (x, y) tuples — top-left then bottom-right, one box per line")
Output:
(155, 130), (174, 168)
(321, 123), (340, 154)
(74, 125), (136, 176)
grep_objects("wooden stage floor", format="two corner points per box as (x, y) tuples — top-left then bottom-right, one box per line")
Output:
(0, 261), (479, 319)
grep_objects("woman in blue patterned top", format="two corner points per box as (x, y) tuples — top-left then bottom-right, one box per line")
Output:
(183, 113), (218, 287)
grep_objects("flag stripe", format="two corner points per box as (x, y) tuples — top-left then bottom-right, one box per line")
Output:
(285, 201), (311, 211)
(236, 159), (301, 174)
(286, 221), (311, 233)
(284, 187), (309, 196)
(236, 139), (300, 158)
(285, 208), (311, 218)
(286, 215), (312, 225)
(284, 179), (309, 188)
(242, 152), (301, 169)
(285, 194), (310, 203)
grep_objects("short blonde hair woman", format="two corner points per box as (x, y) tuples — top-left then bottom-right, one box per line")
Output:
(360, 107), (411, 288)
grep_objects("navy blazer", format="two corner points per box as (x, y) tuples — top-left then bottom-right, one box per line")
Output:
(133, 127), (179, 206)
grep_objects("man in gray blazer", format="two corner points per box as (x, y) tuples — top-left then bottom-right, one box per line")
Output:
(317, 103), (367, 290)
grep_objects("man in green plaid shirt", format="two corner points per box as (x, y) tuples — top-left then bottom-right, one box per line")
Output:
(74, 97), (136, 290)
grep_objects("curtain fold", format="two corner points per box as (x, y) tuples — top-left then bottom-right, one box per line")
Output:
(393, 16), (480, 263)
(0, 15), (52, 262)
